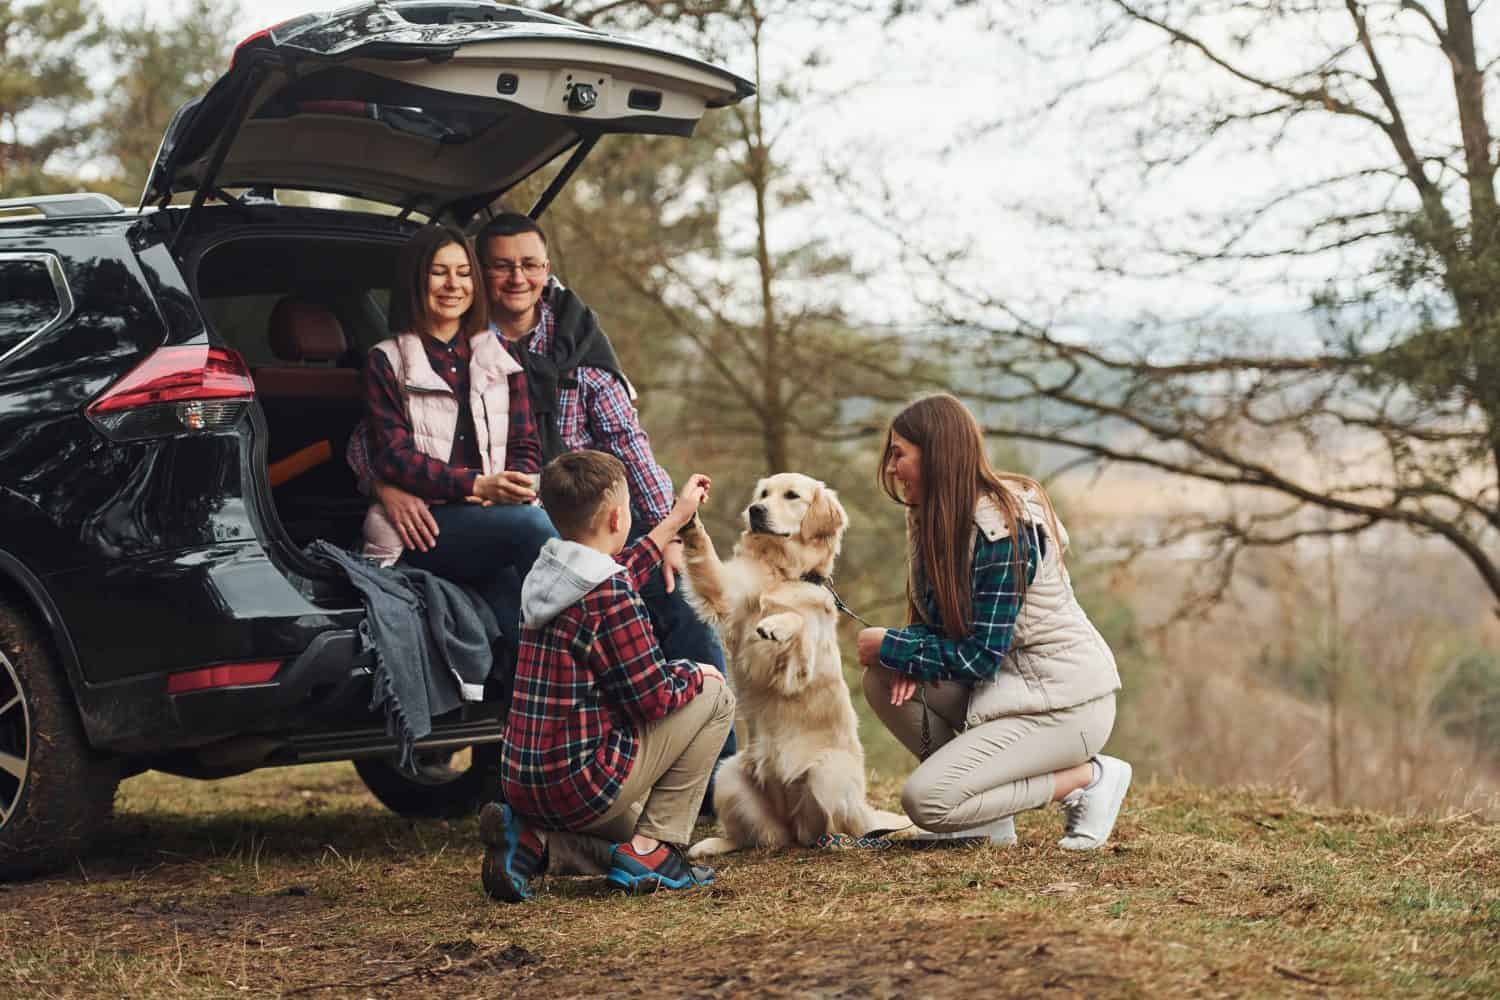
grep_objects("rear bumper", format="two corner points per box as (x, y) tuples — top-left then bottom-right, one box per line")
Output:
(84, 627), (506, 760)
(39, 540), (506, 761)
(77, 627), (374, 754)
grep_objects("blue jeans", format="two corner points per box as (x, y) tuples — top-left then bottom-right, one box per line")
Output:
(399, 502), (557, 643)
(628, 520), (737, 781)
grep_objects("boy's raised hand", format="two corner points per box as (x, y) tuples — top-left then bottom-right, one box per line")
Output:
(648, 473), (712, 564)
(672, 473), (712, 527)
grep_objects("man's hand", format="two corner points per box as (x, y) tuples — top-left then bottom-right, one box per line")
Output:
(662, 538), (685, 594)
(471, 471), (538, 505)
(856, 626), (887, 669)
(375, 481), (438, 552)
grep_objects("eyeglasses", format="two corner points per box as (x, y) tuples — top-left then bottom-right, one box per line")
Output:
(484, 258), (548, 278)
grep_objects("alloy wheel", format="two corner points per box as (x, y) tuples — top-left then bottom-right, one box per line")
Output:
(0, 649), (29, 829)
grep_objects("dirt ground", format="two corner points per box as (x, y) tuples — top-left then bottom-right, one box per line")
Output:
(2, 764), (1497, 998)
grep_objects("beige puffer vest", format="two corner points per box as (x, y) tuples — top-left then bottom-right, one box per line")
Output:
(361, 330), (523, 566)
(911, 494), (1122, 727)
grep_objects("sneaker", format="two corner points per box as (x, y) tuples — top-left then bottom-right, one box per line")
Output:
(1058, 755), (1132, 851)
(912, 815), (1016, 847)
(479, 802), (547, 902)
(606, 842), (715, 894)
(978, 815), (1018, 846)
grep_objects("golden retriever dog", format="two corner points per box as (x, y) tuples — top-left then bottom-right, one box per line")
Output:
(679, 473), (907, 859)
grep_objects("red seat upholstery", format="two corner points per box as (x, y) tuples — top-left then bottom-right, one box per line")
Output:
(252, 299), (362, 400)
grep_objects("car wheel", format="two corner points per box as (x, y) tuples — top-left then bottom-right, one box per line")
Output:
(0, 606), (119, 880)
(353, 744), (502, 819)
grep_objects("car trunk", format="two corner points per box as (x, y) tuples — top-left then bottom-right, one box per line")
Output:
(189, 217), (409, 552)
(149, 2), (751, 559)
(153, 1), (750, 594)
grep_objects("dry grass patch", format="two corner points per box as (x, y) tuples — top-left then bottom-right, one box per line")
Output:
(0, 767), (1496, 997)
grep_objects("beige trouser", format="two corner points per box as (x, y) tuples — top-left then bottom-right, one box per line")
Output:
(546, 674), (735, 875)
(862, 668), (1116, 832)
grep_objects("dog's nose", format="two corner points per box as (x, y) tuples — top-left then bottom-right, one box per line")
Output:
(747, 504), (769, 530)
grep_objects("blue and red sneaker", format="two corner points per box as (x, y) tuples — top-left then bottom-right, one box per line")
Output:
(605, 842), (715, 894)
(479, 802), (548, 903)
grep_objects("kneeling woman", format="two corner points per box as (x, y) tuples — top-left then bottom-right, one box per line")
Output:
(362, 224), (556, 640)
(856, 393), (1130, 849)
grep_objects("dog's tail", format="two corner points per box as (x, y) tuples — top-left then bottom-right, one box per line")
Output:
(834, 798), (910, 840)
(862, 808), (912, 838)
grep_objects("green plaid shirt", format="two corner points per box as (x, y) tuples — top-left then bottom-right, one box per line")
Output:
(878, 533), (1042, 683)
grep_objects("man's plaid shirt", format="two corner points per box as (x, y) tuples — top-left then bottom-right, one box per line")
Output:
(511, 282), (675, 525)
(878, 533), (1044, 683)
(500, 536), (704, 830)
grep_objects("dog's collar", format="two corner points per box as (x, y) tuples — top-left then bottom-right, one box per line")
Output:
(801, 572), (875, 627)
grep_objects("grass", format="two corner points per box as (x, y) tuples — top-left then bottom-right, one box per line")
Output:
(1, 767), (1497, 998)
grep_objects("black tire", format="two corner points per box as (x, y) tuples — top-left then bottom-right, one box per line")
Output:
(353, 743), (502, 819)
(0, 605), (119, 880)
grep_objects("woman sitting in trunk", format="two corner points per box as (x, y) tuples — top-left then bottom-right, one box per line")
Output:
(360, 224), (556, 644)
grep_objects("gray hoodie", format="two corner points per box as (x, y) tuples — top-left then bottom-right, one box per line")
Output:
(521, 537), (629, 629)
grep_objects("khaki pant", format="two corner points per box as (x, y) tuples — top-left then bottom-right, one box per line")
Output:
(862, 668), (1115, 832)
(546, 674), (735, 875)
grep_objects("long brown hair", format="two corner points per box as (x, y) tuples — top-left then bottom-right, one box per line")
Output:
(388, 224), (489, 338)
(879, 393), (1061, 639)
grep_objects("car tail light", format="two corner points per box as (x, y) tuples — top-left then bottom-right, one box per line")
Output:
(166, 660), (282, 695)
(87, 345), (254, 441)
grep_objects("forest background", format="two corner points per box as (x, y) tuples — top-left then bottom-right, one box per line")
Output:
(6, 0), (1499, 818)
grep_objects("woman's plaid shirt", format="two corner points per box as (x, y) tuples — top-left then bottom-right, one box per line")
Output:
(500, 536), (704, 830)
(878, 533), (1044, 683)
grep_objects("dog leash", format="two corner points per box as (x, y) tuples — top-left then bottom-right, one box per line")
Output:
(807, 574), (876, 629)
(803, 572), (932, 761)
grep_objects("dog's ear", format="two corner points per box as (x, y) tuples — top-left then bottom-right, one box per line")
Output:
(800, 484), (848, 543)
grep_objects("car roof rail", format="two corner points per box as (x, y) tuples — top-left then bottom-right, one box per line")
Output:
(0, 193), (126, 219)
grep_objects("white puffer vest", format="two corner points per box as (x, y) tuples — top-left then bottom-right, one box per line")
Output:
(362, 330), (523, 566)
(912, 494), (1122, 727)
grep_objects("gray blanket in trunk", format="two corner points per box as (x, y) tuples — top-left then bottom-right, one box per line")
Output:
(307, 541), (500, 773)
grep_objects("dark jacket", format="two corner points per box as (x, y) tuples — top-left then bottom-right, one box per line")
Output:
(523, 284), (629, 462)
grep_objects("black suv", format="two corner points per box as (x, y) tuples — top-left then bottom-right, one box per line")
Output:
(0, 1), (750, 878)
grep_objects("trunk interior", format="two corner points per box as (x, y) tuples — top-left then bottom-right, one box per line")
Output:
(192, 224), (408, 551)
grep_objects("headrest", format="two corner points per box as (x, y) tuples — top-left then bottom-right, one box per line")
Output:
(268, 298), (347, 363)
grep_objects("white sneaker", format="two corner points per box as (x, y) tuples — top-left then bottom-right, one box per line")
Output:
(1058, 755), (1131, 851)
(976, 815), (1017, 846)
(913, 815), (1016, 846)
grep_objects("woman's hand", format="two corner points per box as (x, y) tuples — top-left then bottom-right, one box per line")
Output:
(471, 471), (538, 505)
(885, 668), (918, 707)
(375, 481), (438, 552)
(856, 627), (887, 669)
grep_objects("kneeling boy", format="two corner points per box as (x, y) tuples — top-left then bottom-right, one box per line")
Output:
(481, 450), (733, 900)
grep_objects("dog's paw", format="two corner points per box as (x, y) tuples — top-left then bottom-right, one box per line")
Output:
(688, 836), (737, 860)
(754, 613), (801, 643)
